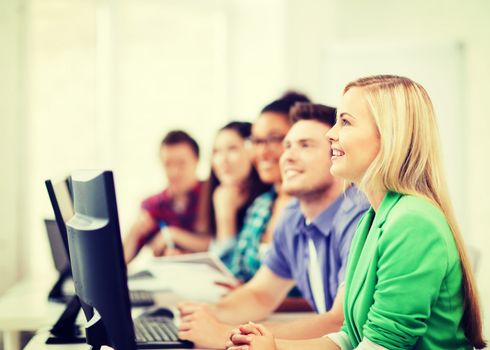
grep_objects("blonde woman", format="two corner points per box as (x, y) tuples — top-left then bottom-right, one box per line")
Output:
(226, 75), (486, 350)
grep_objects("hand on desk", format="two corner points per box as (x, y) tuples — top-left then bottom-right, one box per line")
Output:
(226, 322), (277, 350)
(178, 302), (234, 349)
(148, 227), (181, 257)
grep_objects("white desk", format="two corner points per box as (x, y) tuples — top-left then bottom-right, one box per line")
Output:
(0, 278), (66, 350)
(0, 261), (227, 350)
(0, 277), (177, 350)
(24, 332), (208, 350)
(24, 312), (312, 350)
(3, 261), (312, 350)
(0, 278), (193, 350)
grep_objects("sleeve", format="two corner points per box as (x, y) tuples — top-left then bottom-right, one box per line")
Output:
(226, 198), (265, 277)
(325, 331), (353, 350)
(362, 211), (450, 349)
(337, 209), (367, 283)
(141, 195), (162, 221)
(209, 237), (237, 262)
(262, 213), (293, 279)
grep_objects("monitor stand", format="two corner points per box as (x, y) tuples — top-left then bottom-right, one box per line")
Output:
(46, 296), (85, 344)
(84, 311), (110, 350)
(47, 269), (72, 303)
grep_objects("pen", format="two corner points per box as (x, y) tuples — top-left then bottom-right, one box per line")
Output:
(159, 221), (175, 250)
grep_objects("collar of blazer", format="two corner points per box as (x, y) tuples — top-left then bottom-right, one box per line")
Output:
(371, 191), (403, 229)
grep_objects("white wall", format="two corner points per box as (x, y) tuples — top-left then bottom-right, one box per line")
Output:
(0, 0), (24, 293)
(12, 0), (301, 284)
(15, 0), (235, 282)
(226, 0), (288, 118)
(109, 0), (230, 230)
(23, 0), (98, 283)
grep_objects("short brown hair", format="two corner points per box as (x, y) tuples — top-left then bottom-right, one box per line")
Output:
(289, 102), (336, 127)
(161, 130), (199, 158)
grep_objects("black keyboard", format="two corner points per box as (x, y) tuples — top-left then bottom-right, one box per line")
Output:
(133, 316), (193, 349)
(135, 316), (178, 342)
(129, 290), (155, 307)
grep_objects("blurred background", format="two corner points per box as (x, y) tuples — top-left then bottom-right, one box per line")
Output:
(1, 0), (489, 338)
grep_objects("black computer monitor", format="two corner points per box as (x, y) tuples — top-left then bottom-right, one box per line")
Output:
(45, 178), (74, 246)
(45, 179), (74, 259)
(45, 219), (71, 273)
(66, 170), (136, 350)
(44, 179), (85, 344)
(45, 178), (154, 300)
(44, 179), (76, 303)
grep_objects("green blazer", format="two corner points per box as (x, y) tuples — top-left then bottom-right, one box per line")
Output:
(342, 192), (470, 349)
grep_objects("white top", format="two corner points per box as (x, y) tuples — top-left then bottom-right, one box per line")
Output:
(325, 331), (389, 350)
(307, 237), (326, 313)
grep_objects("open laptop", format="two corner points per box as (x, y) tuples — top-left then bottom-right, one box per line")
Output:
(66, 170), (192, 349)
(45, 178), (155, 308)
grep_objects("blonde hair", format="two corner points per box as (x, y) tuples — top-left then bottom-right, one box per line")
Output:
(345, 75), (485, 348)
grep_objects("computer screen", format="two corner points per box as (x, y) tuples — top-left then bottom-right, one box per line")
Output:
(66, 170), (136, 350)
(44, 219), (70, 273)
(45, 178), (75, 258)
(45, 179), (77, 304)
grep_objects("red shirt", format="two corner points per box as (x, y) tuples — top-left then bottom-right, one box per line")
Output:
(140, 181), (203, 244)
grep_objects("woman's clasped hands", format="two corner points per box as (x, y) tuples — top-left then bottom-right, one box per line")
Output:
(226, 322), (277, 350)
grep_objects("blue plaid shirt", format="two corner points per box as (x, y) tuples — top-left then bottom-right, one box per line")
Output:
(224, 188), (277, 281)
